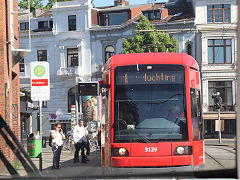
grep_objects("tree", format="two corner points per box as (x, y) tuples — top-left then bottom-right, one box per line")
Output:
(45, 0), (71, 9)
(122, 14), (178, 54)
(45, 0), (56, 9)
(18, 0), (44, 9)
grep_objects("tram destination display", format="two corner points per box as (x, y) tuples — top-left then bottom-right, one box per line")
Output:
(115, 70), (184, 85)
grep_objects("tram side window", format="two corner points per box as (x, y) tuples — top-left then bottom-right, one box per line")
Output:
(191, 88), (203, 140)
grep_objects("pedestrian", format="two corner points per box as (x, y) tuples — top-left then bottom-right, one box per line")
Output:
(50, 123), (65, 169)
(73, 120), (88, 163)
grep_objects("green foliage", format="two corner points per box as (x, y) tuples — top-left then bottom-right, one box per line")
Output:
(18, 0), (44, 9)
(45, 0), (56, 9)
(18, 0), (73, 9)
(122, 14), (178, 54)
(45, 0), (71, 9)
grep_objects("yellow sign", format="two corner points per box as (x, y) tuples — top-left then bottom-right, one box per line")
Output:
(34, 65), (45, 77)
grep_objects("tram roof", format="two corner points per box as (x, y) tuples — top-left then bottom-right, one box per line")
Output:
(108, 53), (199, 70)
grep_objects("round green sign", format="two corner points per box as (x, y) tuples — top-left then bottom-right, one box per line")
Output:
(34, 65), (45, 77)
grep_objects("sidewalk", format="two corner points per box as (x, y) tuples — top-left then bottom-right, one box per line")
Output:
(204, 138), (236, 148)
(2, 146), (103, 178)
(1, 138), (236, 178)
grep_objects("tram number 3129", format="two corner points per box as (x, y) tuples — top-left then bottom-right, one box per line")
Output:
(145, 147), (158, 152)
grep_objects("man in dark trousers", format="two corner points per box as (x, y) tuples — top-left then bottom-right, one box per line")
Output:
(73, 120), (88, 163)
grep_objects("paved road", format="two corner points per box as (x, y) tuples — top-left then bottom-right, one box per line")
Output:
(1, 139), (236, 178)
(204, 145), (236, 171)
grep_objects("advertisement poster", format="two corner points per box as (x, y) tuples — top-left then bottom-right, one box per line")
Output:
(82, 96), (98, 123)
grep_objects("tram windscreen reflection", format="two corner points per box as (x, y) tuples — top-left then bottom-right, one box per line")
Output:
(114, 64), (188, 143)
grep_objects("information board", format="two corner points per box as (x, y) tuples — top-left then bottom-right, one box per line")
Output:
(30, 62), (50, 101)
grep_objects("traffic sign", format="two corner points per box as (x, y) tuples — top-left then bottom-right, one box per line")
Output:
(30, 62), (50, 101)
(215, 120), (224, 131)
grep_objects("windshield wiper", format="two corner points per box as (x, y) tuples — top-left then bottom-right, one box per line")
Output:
(117, 118), (151, 143)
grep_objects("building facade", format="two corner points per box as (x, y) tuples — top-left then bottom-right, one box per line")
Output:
(19, 0), (93, 135)
(18, 0), (238, 138)
(195, 0), (238, 137)
(0, 0), (21, 172)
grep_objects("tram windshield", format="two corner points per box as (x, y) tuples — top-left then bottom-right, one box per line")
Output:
(114, 64), (188, 143)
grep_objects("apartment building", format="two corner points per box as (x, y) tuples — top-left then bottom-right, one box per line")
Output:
(195, 0), (238, 137)
(18, 0), (238, 138)
(19, 0), (92, 135)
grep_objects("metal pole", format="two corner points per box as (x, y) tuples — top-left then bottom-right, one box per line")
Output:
(75, 77), (79, 125)
(218, 109), (222, 144)
(39, 100), (42, 171)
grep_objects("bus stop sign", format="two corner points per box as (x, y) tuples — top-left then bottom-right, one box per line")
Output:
(30, 62), (50, 101)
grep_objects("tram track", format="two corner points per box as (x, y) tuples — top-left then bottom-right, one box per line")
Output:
(206, 145), (236, 154)
(205, 145), (236, 169)
(205, 152), (225, 168)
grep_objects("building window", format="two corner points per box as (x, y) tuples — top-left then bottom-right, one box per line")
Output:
(67, 48), (78, 67)
(38, 21), (48, 30)
(204, 119), (236, 136)
(68, 15), (76, 31)
(105, 45), (115, 63)
(100, 12), (129, 26)
(208, 81), (234, 111)
(208, 39), (232, 64)
(20, 22), (29, 31)
(49, 20), (53, 29)
(207, 4), (231, 23)
(20, 59), (24, 72)
(37, 50), (47, 61)
(143, 10), (161, 20)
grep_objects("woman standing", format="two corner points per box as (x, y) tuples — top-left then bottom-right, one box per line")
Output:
(84, 99), (94, 122)
(50, 123), (65, 169)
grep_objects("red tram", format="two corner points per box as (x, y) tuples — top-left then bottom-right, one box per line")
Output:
(99, 53), (204, 170)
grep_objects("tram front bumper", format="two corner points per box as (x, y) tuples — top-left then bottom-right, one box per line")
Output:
(111, 155), (192, 167)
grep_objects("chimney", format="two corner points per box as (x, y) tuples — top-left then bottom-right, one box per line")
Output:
(114, 0), (129, 6)
(30, 7), (36, 17)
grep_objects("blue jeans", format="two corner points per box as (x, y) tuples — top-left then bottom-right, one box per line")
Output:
(52, 145), (63, 168)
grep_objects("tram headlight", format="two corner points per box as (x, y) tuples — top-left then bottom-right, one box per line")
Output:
(111, 147), (129, 156)
(119, 148), (127, 156)
(174, 146), (192, 155)
(176, 147), (185, 154)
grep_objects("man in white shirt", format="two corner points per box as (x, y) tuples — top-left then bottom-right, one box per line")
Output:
(73, 120), (88, 163)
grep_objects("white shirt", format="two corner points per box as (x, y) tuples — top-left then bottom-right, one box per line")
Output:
(73, 125), (87, 143)
(50, 130), (64, 146)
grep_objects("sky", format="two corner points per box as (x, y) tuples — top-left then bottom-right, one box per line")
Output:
(94, 0), (167, 7)
(40, 0), (168, 9)
(41, 0), (168, 7)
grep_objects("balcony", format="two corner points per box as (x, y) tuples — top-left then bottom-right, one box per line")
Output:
(57, 67), (79, 76)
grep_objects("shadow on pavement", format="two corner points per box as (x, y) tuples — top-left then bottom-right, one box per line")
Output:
(42, 150), (102, 178)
